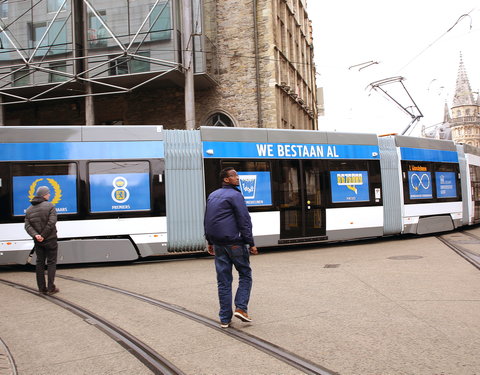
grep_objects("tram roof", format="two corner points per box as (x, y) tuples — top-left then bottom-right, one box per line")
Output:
(0, 126), (164, 143)
(199, 127), (379, 146)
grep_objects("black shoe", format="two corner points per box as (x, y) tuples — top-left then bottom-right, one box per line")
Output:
(47, 287), (60, 295)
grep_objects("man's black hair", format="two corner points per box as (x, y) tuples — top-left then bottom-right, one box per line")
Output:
(220, 167), (235, 180)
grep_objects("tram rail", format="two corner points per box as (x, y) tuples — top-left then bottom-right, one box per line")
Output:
(0, 278), (185, 375)
(57, 274), (337, 375)
(437, 231), (480, 270)
(0, 335), (17, 375)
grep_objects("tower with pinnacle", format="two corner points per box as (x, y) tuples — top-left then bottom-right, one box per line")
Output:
(449, 54), (480, 146)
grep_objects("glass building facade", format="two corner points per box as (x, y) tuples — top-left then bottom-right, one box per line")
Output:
(0, 0), (217, 103)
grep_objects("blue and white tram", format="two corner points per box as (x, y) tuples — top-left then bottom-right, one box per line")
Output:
(459, 143), (480, 225)
(0, 126), (170, 264)
(201, 127), (384, 245)
(378, 135), (463, 235)
(1, 125), (479, 266)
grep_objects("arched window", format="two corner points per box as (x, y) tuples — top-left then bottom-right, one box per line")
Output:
(205, 112), (234, 127)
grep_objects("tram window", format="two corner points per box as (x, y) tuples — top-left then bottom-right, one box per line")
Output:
(402, 162), (460, 202)
(404, 163), (433, 200)
(11, 163), (78, 216)
(220, 161), (273, 207)
(330, 171), (370, 203)
(327, 160), (373, 204)
(88, 161), (151, 213)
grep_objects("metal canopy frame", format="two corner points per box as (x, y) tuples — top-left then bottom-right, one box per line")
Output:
(0, 0), (182, 105)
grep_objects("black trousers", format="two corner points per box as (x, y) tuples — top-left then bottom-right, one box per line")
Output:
(35, 239), (58, 293)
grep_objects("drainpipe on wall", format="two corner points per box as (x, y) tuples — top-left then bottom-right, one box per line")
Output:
(253, 0), (263, 128)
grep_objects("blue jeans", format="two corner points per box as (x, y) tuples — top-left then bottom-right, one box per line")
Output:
(214, 244), (252, 323)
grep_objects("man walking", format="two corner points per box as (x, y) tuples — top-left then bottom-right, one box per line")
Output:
(204, 167), (258, 328)
(25, 186), (60, 295)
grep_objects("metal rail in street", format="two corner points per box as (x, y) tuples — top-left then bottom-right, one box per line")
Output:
(0, 278), (185, 375)
(0, 335), (17, 375)
(437, 232), (480, 270)
(58, 274), (338, 375)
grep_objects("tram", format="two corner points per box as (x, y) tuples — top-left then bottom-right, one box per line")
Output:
(1, 125), (479, 265)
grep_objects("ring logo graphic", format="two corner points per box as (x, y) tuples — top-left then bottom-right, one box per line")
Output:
(28, 177), (62, 205)
(408, 171), (432, 199)
(111, 176), (130, 203)
(410, 173), (430, 192)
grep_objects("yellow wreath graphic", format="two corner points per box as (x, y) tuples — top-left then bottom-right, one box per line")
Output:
(27, 177), (62, 205)
(47, 178), (62, 205)
(28, 178), (44, 201)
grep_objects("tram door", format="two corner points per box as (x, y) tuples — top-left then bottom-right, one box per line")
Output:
(470, 165), (480, 223)
(278, 160), (326, 241)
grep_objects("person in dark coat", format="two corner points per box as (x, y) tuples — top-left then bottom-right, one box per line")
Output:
(204, 167), (258, 328)
(25, 186), (60, 295)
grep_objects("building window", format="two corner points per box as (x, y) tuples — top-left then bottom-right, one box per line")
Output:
(88, 10), (108, 48)
(109, 51), (150, 76)
(12, 68), (30, 87)
(150, 2), (172, 41)
(29, 20), (68, 55)
(49, 62), (68, 82)
(47, 0), (66, 13)
(206, 113), (234, 127)
(0, 1), (7, 18)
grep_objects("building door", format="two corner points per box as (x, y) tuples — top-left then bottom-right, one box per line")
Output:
(278, 160), (326, 242)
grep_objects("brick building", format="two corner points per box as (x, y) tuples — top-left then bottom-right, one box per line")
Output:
(0, 0), (320, 130)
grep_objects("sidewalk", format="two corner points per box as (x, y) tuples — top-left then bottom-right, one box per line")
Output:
(1, 229), (479, 374)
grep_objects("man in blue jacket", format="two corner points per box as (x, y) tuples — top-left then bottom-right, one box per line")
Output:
(204, 167), (258, 328)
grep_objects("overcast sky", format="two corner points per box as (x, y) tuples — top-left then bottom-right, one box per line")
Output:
(306, 0), (480, 136)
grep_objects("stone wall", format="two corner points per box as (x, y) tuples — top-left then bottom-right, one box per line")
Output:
(2, 0), (317, 129)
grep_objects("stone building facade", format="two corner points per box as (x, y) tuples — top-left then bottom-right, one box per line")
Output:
(425, 55), (480, 146)
(0, 0), (319, 130)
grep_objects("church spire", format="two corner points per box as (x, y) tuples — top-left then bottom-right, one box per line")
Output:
(443, 101), (451, 123)
(452, 52), (475, 107)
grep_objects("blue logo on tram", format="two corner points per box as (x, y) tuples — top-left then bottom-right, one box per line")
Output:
(330, 171), (370, 203)
(237, 171), (272, 206)
(12, 175), (77, 216)
(90, 173), (150, 213)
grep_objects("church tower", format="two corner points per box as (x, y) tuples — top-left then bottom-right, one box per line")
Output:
(450, 54), (480, 147)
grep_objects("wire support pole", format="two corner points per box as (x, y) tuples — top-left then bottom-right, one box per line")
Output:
(182, 0), (195, 130)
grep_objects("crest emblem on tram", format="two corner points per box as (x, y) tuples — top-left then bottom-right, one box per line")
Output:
(111, 176), (130, 203)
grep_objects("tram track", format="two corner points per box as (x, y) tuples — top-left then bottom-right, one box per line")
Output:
(0, 335), (17, 375)
(437, 231), (480, 270)
(0, 278), (185, 375)
(57, 274), (337, 375)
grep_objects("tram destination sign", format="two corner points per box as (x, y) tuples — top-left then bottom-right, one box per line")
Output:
(203, 141), (380, 160)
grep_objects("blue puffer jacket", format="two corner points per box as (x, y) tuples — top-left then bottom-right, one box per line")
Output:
(204, 184), (255, 247)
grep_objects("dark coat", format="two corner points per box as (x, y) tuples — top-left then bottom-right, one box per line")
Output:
(204, 184), (255, 247)
(25, 197), (58, 242)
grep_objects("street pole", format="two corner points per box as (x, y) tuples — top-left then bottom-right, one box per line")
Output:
(182, 0), (195, 130)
